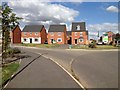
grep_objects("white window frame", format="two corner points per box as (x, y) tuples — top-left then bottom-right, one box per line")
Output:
(50, 32), (54, 36)
(30, 32), (32, 35)
(57, 38), (62, 42)
(58, 32), (61, 36)
(24, 38), (27, 42)
(35, 32), (38, 36)
(79, 38), (84, 42)
(24, 32), (27, 36)
(80, 32), (83, 36)
(34, 38), (38, 42)
(74, 32), (77, 36)
(76, 25), (80, 30)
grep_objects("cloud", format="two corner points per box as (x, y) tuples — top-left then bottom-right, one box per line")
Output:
(106, 5), (119, 12)
(88, 23), (118, 34)
(87, 23), (118, 39)
(7, 0), (79, 30)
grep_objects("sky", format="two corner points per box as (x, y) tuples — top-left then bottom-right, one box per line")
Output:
(0, 0), (119, 39)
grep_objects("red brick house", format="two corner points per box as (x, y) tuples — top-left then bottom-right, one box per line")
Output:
(48, 25), (67, 44)
(10, 25), (21, 44)
(106, 31), (114, 43)
(21, 25), (47, 44)
(71, 22), (88, 45)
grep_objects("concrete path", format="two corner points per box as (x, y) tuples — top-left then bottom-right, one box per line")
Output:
(5, 50), (81, 88)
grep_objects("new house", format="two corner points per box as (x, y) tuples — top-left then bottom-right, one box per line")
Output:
(71, 22), (88, 45)
(21, 25), (47, 44)
(48, 25), (67, 44)
(10, 25), (21, 44)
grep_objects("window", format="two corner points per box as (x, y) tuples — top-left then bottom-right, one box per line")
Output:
(76, 25), (80, 30)
(57, 38), (62, 42)
(30, 32), (32, 35)
(50, 32), (54, 36)
(79, 38), (84, 42)
(24, 32), (27, 36)
(24, 38), (27, 42)
(58, 32), (61, 36)
(74, 32), (77, 36)
(80, 32), (83, 36)
(35, 32), (38, 36)
(35, 38), (38, 42)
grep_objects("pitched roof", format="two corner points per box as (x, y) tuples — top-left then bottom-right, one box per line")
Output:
(66, 31), (71, 36)
(22, 25), (44, 32)
(12, 25), (21, 32)
(71, 22), (86, 32)
(48, 25), (66, 32)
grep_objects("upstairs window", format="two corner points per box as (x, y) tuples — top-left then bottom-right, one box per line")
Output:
(76, 25), (80, 30)
(58, 32), (61, 36)
(30, 32), (32, 35)
(24, 32), (27, 36)
(74, 32), (77, 36)
(50, 32), (54, 36)
(80, 32), (83, 36)
(35, 32), (38, 36)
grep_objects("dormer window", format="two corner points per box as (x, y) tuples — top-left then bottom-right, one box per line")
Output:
(76, 25), (80, 30)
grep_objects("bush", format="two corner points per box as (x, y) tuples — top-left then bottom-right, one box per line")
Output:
(12, 48), (21, 54)
(2, 48), (21, 59)
(109, 41), (113, 45)
(88, 40), (96, 48)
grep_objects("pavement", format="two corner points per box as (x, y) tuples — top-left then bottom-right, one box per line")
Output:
(5, 49), (81, 88)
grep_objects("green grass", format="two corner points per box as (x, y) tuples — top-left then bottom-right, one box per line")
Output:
(72, 45), (119, 49)
(18, 43), (60, 48)
(72, 45), (89, 49)
(1, 62), (19, 85)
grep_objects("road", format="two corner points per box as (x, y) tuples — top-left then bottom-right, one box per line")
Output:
(6, 46), (118, 89)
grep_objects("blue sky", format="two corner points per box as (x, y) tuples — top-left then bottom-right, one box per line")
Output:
(52, 2), (118, 24)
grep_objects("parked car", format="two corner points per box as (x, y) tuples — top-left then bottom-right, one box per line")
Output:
(44, 41), (48, 44)
(97, 42), (103, 45)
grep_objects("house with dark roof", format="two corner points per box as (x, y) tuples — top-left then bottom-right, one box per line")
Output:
(71, 22), (88, 45)
(48, 25), (67, 44)
(21, 25), (47, 44)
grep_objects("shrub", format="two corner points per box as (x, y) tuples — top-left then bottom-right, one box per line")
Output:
(2, 48), (21, 59)
(88, 40), (96, 48)
(12, 48), (21, 54)
(109, 41), (113, 45)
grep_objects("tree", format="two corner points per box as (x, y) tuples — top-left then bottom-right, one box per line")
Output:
(114, 33), (120, 41)
(1, 3), (22, 64)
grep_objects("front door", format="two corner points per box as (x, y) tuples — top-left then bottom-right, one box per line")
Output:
(51, 39), (54, 44)
(75, 39), (77, 44)
(30, 38), (32, 43)
(67, 37), (71, 44)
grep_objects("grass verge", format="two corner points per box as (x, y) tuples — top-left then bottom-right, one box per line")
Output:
(1, 62), (19, 86)
(72, 45), (119, 49)
(17, 43), (60, 48)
